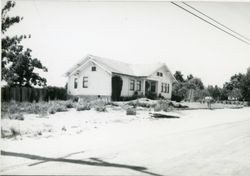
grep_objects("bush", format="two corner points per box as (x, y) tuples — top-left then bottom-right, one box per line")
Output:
(91, 100), (107, 112)
(153, 100), (173, 112)
(54, 104), (68, 112)
(9, 114), (24, 120)
(68, 95), (79, 102)
(65, 101), (74, 108)
(48, 102), (68, 114)
(76, 103), (91, 111)
(119, 96), (137, 101)
(10, 127), (21, 137)
(145, 92), (157, 100)
(127, 98), (155, 108)
(126, 108), (136, 115)
(48, 107), (56, 114)
(154, 103), (162, 112)
(95, 106), (107, 112)
(105, 102), (119, 106)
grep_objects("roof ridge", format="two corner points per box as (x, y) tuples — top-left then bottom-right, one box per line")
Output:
(89, 54), (131, 66)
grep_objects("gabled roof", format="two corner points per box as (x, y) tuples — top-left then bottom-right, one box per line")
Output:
(65, 54), (176, 81)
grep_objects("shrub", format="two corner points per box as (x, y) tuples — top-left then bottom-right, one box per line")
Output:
(92, 100), (107, 112)
(119, 96), (137, 101)
(154, 103), (162, 112)
(247, 101), (250, 106)
(68, 95), (79, 102)
(8, 102), (20, 114)
(1, 127), (20, 138)
(9, 114), (24, 120)
(48, 102), (68, 114)
(127, 98), (154, 108)
(55, 104), (68, 112)
(145, 92), (157, 100)
(126, 108), (136, 115)
(95, 106), (107, 112)
(62, 126), (67, 131)
(65, 100), (74, 108)
(105, 102), (119, 106)
(48, 107), (56, 114)
(153, 100), (173, 112)
(76, 103), (91, 111)
(10, 127), (21, 137)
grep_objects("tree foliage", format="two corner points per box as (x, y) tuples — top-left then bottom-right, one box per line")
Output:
(172, 67), (250, 102)
(172, 71), (205, 102)
(174, 71), (185, 82)
(1, 1), (47, 87)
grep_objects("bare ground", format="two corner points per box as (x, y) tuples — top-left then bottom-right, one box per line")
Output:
(1, 107), (250, 175)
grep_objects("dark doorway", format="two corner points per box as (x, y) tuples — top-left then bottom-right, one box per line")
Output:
(111, 76), (123, 101)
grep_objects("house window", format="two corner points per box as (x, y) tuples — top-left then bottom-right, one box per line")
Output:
(83, 77), (88, 88)
(157, 72), (163, 77)
(161, 83), (168, 93)
(167, 83), (170, 93)
(136, 80), (141, 91)
(91, 66), (96, 71)
(151, 82), (156, 92)
(130, 80), (135, 91)
(74, 78), (78, 89)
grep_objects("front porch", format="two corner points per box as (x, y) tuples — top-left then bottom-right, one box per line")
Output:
(144, 80), (159, 99)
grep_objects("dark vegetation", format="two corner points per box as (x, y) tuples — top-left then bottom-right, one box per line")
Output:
(2, 1), (47, 87)
(172, 68), (250, 105)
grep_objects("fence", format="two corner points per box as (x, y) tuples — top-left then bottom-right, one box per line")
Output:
(1, 86), (68, 102)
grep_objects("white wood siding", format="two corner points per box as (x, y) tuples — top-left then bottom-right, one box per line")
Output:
(67, 62), (111, 96)
(113, 74), (144, 97)
(147, 66), (173, 99)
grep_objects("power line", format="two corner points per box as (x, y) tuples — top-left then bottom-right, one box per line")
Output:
(171, 2), (250, 45)
(182, 2), (250, 42)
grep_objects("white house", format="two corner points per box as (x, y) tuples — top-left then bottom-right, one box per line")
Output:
(65, 54), (176, 101)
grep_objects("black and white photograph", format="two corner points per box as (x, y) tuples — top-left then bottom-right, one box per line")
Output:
(1, 0), (250, 175)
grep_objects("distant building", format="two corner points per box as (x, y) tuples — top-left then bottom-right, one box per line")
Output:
(65, 54), (176, 101)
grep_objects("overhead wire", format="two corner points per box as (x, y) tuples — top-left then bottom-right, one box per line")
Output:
(171, 2), (250, 45)
(182, 2), (250, 42)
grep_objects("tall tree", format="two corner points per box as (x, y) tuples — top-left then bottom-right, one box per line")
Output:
(1, 1), (47, 87)
(187, 77), (204, 90)
(174, 71), (185, 82)
(242, 67), (250, 101)
(187, 74), (194, 81)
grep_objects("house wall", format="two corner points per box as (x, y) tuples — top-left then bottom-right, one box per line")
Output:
(113, 74), (145, 97)
(147, 66), (173, 99)
(67, 62), (112, 97)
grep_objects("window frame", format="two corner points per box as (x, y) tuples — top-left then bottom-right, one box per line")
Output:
(82, 76), (88, 88)
(161, 83), (168, 93)
(74, 78), (78, 89)
(136, 80), (142, 91)
(130, 80), (135, 91)
(91, 66), (96, 71)
(151, 82), (156, 92)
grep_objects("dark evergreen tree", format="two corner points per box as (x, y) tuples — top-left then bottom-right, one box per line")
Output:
(1, 1), (47, 87)
(174, 71), (185, 82)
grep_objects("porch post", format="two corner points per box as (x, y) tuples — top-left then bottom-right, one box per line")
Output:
(141, 79), (146, 96)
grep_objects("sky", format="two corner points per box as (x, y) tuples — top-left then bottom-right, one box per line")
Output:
(3, 0), (250, 87)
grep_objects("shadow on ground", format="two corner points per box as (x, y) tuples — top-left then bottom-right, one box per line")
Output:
(1, 150), (164, 176)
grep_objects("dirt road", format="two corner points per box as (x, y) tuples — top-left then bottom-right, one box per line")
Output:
(1, 108), (250, 175)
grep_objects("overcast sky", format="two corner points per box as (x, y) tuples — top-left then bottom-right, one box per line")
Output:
(3, 0), (250, 87)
